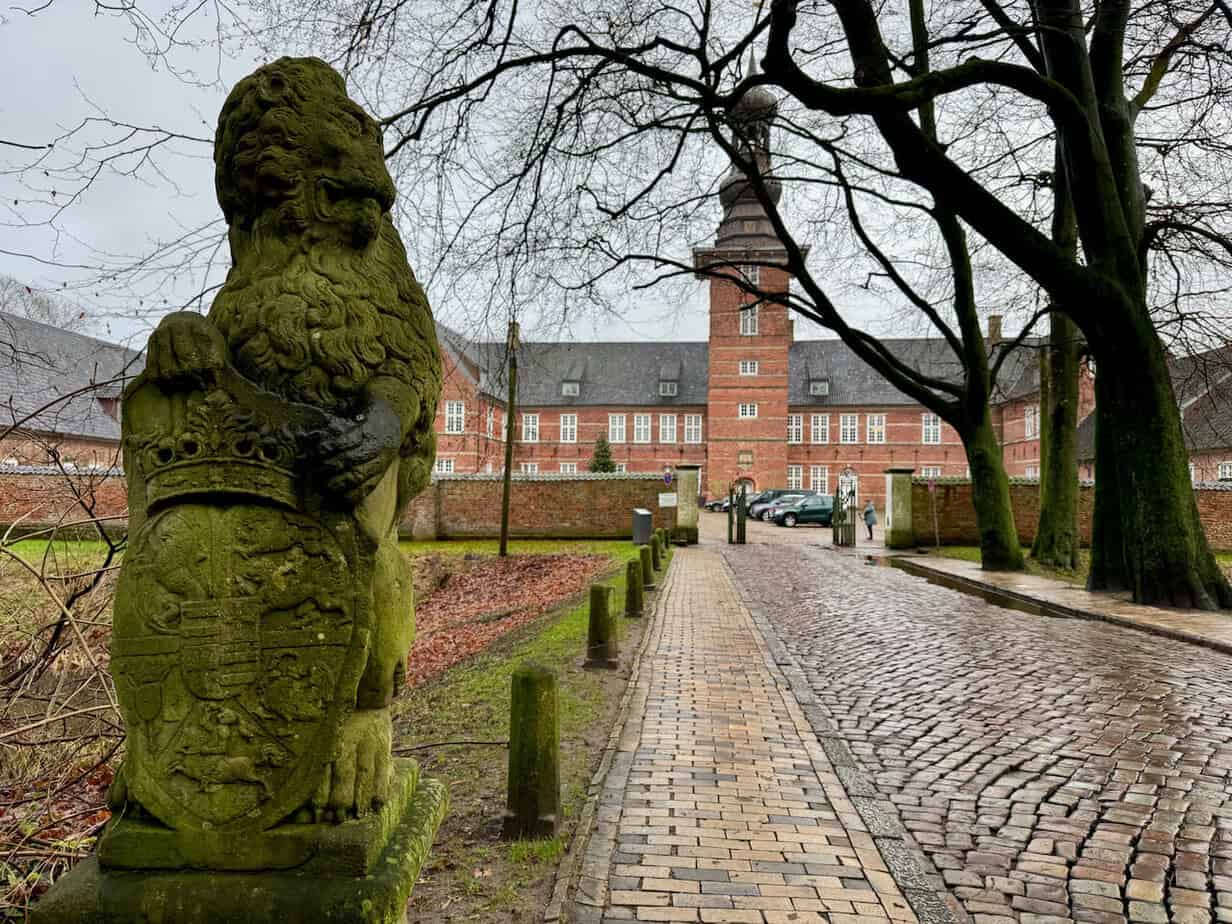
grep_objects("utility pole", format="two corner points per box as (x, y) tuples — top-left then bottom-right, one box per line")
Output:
(499, 320), (519, 557)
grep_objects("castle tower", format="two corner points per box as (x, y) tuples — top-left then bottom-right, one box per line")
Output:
(693, 65), (794, 497)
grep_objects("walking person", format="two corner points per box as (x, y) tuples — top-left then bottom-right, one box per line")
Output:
(863, 500), (877, 541)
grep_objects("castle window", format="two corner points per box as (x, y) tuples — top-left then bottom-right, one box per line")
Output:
(1219, 462), (1232, 481)
(659, 381), (678, 396)
(684, 414), (703, 443)
(787, 465), (803, 490)
(520, 462), (539, 474)
(866, 414), (886, 444)
(922, 413), (941, 445)
(740, 360), (759, 376)
(561, 381), (580, 397)
(1024, 404), (1039, 439)
(787, 414), (803, 444)
(609, 414), (626, 443)
(810, 465), (828, 493)
(559, 413), (577, 443)
(739, 306), (759, 336)
(521, 413), (539, 443)
(741, 264), (760, 285)
(445, 400), (465, 434)
(560, 462), (577, 474)
(434, 458), (455, 474)
(920, 465), (942, 478)
(811, 414), (829, 444)
(809, 379), (830, 397)
(633, 414), (651, 443)
(840, 414), (858, 444)
(738, 403), (758, 419)
(660, 414), (677, 443)
(738, 450), (753, 469)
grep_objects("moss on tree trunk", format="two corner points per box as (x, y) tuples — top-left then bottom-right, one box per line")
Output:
(1088, 312), (1232, 609)
(1032, 313), (1081, 570)
(964, 412), (1024, 572)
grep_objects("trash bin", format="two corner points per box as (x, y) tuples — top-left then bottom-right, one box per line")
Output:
(632, 508), (653, 545)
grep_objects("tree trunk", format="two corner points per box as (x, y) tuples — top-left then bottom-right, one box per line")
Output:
(1089, 308), (1232, 608)
(1087, 379), (1127, 592)
(963, 410), (1024, 572)
(1032, 313), (1081, 570)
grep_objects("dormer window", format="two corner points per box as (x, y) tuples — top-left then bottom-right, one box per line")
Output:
(659, 381), (678, 397)
(561, 381), (580, 397)
(809, 379), (830, 397)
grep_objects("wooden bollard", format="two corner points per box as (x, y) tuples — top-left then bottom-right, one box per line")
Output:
(502, 663), (560, 839)
(639, 545), (655, 590)
(650, 534), (662, 571)
(625, 558), (644, 618)
(584, 584), (619, 668)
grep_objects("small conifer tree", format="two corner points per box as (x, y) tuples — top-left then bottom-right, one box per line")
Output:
(588, 434), (616, 473)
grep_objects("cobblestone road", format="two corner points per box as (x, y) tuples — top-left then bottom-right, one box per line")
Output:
(725, 544), (1232, 924)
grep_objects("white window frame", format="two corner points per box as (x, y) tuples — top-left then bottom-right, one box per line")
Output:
(738, 450), (754, 469)
(787, 464), (803, 490)
(559, 413), (577, 443)
(739, 306), (759, 336)
(920, 465), (942, 479)
(1024, 464), (1039, 480)
(922, 413), (941, 445)
(633, 414), (652, 443)
(741, 263), (760, 285)
(840, 414), (859, 444)
(614, 462), (628, 473)
(866, 414), (886, 444)
(520, 462), (539, 474)
(1025, 405), (1039, 439)
(434, 458), (454, 474)
(659, 381), (678, 396)
(684, 414), (703, 444)
(787, 414), (803, 444)
(659, 414), (677, 444)
(559, 461), (577, 474)
(1190, 462), (1197, 484)
(608, 414), (626, 443)
(811, 414), (829, 444)
(1219, 462), (1232, 481)
(561, 381), (580, 396)
(521, 413), (539, 443)
(809, 379), (830, 397)
(739, 359), (759, 376)
(444, 400), (465, 435)
(486, 407), (495, 438)
(738, 403), (758, 419)
(809, 464), (828, 493)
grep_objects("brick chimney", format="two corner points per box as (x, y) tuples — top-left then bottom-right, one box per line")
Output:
(987, 314), (1003, 345)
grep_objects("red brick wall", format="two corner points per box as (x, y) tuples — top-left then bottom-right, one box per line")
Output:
(402, 474), (678, 540)
(0, 468), (128, 529)
(910, 478), (1232, 551)
(0, 469), (676, 542)
(0, 433), (122, 469)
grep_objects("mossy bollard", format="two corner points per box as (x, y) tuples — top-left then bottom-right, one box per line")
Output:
(502, 663), (560, 840)
(625, 558), (644, 618)
(584, 584), (619, 668)
(650, 534), (662, 571)
(639, 545), (655, 590)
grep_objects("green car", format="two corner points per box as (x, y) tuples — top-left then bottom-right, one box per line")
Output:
(772, 494), (835, 527)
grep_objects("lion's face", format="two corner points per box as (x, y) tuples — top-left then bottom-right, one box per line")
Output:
(215, 57), (397, 249)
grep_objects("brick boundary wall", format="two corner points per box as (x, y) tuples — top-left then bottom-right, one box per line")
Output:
(404, 473), (678, 540)
(0, 468), (678, 542)
(910, 477), (1232, 551)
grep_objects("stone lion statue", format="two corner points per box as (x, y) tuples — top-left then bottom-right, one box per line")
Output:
(137, 56), (441, 821)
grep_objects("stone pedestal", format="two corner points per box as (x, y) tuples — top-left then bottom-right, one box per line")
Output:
(884, 467), (916, 549)
(31, 760), (448, 924)
(674, 464), (700, 545)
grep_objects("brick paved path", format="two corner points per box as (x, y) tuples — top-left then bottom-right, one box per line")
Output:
(726, 543), (1232, 924)
(572, 548), (925, 923)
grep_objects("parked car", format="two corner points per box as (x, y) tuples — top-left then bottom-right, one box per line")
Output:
(754, 493), (810, 521)
(704, 497), (730, 512)
(773, 494), (835, 528)
(748, 489), (815, 520)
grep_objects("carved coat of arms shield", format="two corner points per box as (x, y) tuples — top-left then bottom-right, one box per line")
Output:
(112, 374), (372, 833)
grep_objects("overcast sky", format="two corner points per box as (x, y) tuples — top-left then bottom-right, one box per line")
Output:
(0, 2), (905, 352)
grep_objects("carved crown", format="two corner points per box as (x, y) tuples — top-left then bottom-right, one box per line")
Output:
(129, 388), (303, 512)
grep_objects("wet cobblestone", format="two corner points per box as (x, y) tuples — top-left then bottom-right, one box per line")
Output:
(725, 544), (1232, 924)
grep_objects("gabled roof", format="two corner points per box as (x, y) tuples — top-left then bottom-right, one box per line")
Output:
(1076, 343), (1232, 460)
(0, 312), (144, 441)
(788, 338), (965, 406)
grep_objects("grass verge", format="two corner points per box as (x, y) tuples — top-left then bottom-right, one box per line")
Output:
(397, 539), (667, 921)
(932, 546), (1232, 586)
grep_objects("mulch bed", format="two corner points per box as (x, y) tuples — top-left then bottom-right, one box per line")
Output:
(407, 553), (611, 687)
